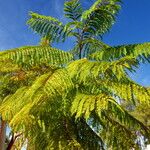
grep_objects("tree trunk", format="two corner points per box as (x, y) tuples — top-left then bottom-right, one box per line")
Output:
(0, 120), (6, 150)
(6, 134), (14, 150)
(6, 133), (23, 150)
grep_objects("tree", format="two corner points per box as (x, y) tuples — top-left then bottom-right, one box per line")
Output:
(0, 0), (150, 149)
(0, 119), (6, 150)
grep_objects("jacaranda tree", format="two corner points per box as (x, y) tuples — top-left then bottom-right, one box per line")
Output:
(0, 0), (150, 149)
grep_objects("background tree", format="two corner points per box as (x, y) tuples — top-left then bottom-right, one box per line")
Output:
(0, 0), (150, 149)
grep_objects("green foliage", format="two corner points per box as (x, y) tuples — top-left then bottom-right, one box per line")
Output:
(64, 0), (82, 20)
(0, 46), (73, 69)
(67, 57), (139, 82)
(81, 0), (121, 36)
(91, 42), (150, 63)
(27, 12), (71, 43)
(0, 0), (150, 150)
(27, 0), (122, 58)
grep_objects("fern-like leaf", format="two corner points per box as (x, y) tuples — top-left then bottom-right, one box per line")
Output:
(67, 57), (138, 82)
(91, 42), (150, 63)
(27, 12), (71, 42)
(64, 0), (82, 21)
(0, 68), (73, 130)
(0, 46), (73, 68)
(81, 0), (121, 36)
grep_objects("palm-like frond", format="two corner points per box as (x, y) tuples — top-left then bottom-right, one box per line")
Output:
(0, 67), (106, 149)
(0, 68), (73, 125)
(27, 12), (71, 42)
(67, 57), (138, 82)
(70, 85), (150, 149)
(68, 58), (150, 120)
(91, 42), (150, 63)
(71, 92), (109, 119)
(0, 46), (73, 69)
(64, 0), (82, 21)
(0, 69), (75, 149)
(101, 102), (150, 149)
(81, 0), (121, 36)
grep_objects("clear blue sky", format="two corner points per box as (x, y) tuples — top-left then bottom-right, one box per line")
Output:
(0, 0), (150, 86)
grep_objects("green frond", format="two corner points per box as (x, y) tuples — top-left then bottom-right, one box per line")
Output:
(0, 46), (73, 68)
(71, 89), (148, 132)
(87, 73), (150, 105)
(101, 102), (150, 148)
(0, 87), (29, 121)
(83, 101), (149, 149)
(64, 0), (82, 21)
(101, 112), (136, 150)
(71, 93), (109, 120)
(0, 71), (52, 121)
(63, 21), (83, 39)
(27, 12), (71, 42)
(106, 101), (148, 130)
(43, 69), (74, 97)
(107, 81), (150, 104)
(67, 57), (138, 83)
(91, 42), (150, 63)
(81, 0), (121, 20)
(81, 0), (121, 36)
(0, 73), (24, 100)
(28, 11), (61, 23)
(65, 21), (83, 30)
(0, 68), (74, 130)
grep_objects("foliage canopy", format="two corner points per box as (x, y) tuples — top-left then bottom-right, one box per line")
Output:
(0, 0), (150, 150)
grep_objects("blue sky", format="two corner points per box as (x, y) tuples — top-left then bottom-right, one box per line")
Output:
(0, 0), (150, 86)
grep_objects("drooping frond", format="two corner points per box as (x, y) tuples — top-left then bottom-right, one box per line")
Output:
(0, 71), (52, 122)
(27, 12), (71, 42)
(70, 87), (150, 149)
(67, 58), (150, 112)
(71, 84), (149, 127)
(0, 46), (73, 68)
(105, 80), (150, 105)
(67, 57), (138, 82)
(71, 92), (109, 119)
(99, 111), (137, 150)
(64, 0), (82, 21)
(81, 0), (121, 36)
(106, 101), (150, 132)
(0, 68), (85, 150)
(91, 42), (150, 63)
(100, 101), (150, 149)
(0, 68), (73, 130)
